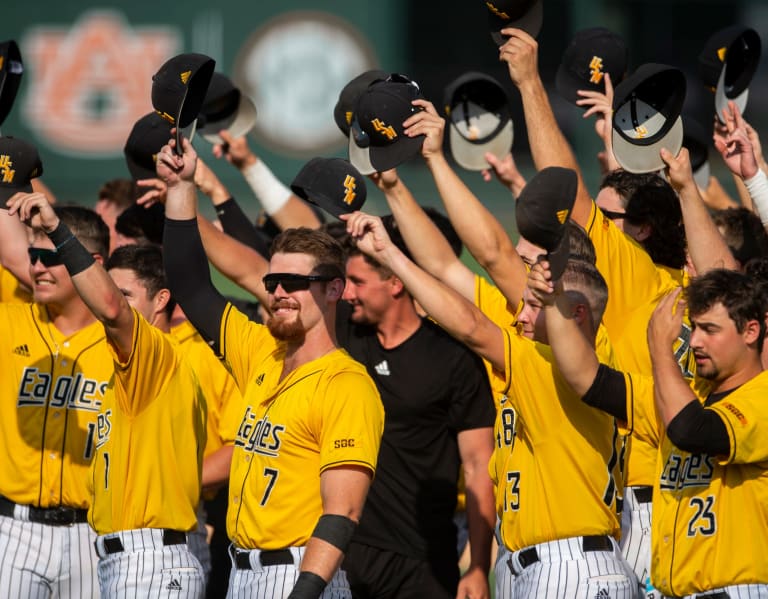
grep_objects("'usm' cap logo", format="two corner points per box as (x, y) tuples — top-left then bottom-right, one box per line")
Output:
(345, 111), (353, 125)
(589, 56), (604, 84)
(0, 56), (4, 72)
(486, 2), (510, 20)
(556, 209), (569, 224)
(343, 174), (357, 206)
(155, 109), (176, 125)
(180, 70), (192, 85)
(634, 125), (648, 138)
(371, 118), (397, 140)
(717, 46), (727, 62)
(0, 155), (15, 183)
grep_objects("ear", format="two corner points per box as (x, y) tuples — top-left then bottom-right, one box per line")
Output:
(326, 278), (345, 302)
(389, 275), (405, 297)
(635, 223), (652, 242)
(153, 288), (171, 317)
(571, 303), (592, 328)
(743, 318), (762, 347)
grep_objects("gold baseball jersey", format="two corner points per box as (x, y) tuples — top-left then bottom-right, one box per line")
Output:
(0, 266), (31, 303)
(88, 311), (207, 534)
(0, 302), (111, 509)
(491, 327), (623, 551)
(622, 371), (768, 595)
(219, 304), (384, 550)
(586, 203), (692, 487)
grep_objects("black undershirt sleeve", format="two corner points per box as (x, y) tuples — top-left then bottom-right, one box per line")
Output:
(163, 217), (228, 354)
(666, 400), (731, 456)
(214, 197), (271, 259)
(581, 363), (628, 421)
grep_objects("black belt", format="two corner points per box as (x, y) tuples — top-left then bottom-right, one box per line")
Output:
(694, 593), (730, 599)
(0, 495), (88, 526)
(513, 535), (614, 571)
(235, 548), (295, 569)
(631, 486), (653, 503)
(99, 529), (187, 555)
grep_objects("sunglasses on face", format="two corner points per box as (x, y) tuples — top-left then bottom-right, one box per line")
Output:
(262, 273), (338, 294)
(28, 247), (63, 267)
(600, 208), (627, 221)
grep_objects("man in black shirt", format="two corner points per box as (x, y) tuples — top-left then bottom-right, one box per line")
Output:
(337, 238), (496, 599)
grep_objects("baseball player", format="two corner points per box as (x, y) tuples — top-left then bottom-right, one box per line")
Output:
(159, 134), (384, 599)
(0, 192), (112, 598)
(531, 260), (768, 596)
(345, 193), (638, 598)
(12, 190), (209, 597)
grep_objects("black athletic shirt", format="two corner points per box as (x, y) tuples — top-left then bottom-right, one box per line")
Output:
(336, 303), (495, 559)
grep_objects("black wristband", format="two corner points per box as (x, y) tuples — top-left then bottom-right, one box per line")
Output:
(45, 221), (95, 276)
(311, 514), (357, 553)
(286, 571), (327, 599)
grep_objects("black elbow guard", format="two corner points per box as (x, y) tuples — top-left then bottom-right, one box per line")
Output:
(311, 514), (357, 553)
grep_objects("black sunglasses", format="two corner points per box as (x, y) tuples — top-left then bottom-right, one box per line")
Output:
(600, 208), (627, 221)
(28, 247), (63, 267)
(262, 273), (338, 294)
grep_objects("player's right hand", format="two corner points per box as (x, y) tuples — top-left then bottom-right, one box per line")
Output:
(527, 260), (556, 305)
(213, 129), (257, 170)
(6, 191), (58, 232)
(341, 211), (394, 260)
(498, 28), (539, 88)
(157, 131), (198, 186)
(403, 99), (445, 161)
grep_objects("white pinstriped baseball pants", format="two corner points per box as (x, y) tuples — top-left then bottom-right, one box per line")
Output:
(227, 545), (351, 599)
(95, 528), (205, 598)
(504, 535), (639, 599)
(672, 585), (768, 598)
(0, 511), (97, 599)
(621, 486), (661, 598)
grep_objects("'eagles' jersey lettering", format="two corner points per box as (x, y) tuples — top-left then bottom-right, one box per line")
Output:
(659, 452), (715, 490)
(17, 367), (105, 411)
(235, 406), (285, 456)
(96, 410), (112, 449)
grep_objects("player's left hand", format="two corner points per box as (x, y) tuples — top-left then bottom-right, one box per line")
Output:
(368, 168), (400, 192)
(341, 211), (394, 260)
(156, 130), (198, 186)
(661, 147), (695, 195)
(135, 178), (168, 208)
(6, 191), (59, 232)
(498, 28), (539, 88)
(455, 565), (490, 599)
(648, 287), (685, 351)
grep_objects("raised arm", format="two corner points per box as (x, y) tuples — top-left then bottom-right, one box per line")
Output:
(402, 99), (528, 307)
(160, 135), (228, 351)
(0, 205), (33, 290)
(214, 130), (321, 231)
(344, 211), (506, 372)
(498, 27), (593, 227)
(527, 260), (599, 395)
(7, 192), (134, 359)
(662, 147), (738, 272)
(371, 168), (477, 301)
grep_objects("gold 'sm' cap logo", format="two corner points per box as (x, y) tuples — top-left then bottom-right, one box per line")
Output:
(486, 2), (510, 20)
(717, 46), (727, 62)
(556, 209), (569, 224)
(589, 56), (604, 84)
(371, 118), (397, 140)
(634, 125), (648, 139)
(343, 174), (356, 206)
(180, 70), (192, 85)
(0, 155), (15, 183)
(0, 56), (4, 72)
(155, 109), (176, 124)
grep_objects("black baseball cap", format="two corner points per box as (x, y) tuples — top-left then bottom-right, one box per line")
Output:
(611, 64), (686, 174)
(124, 112), (173, 181)
(0, 41), (23, 129)
(197, 72), (257, 144)
(151, 53), (215, 150)
(443, 72), (514, 171)
(515, 166), (577, 280)
(349, 74), (425, 174)
(333, 70), (388, 137)
(698, 26), (761, 121)
(555, 28), (628, 106)
(291, 158), (367, 220)
(486, 0), (543, 46)
(0, 136), (43, 203)
(682, 114), (710, 190)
